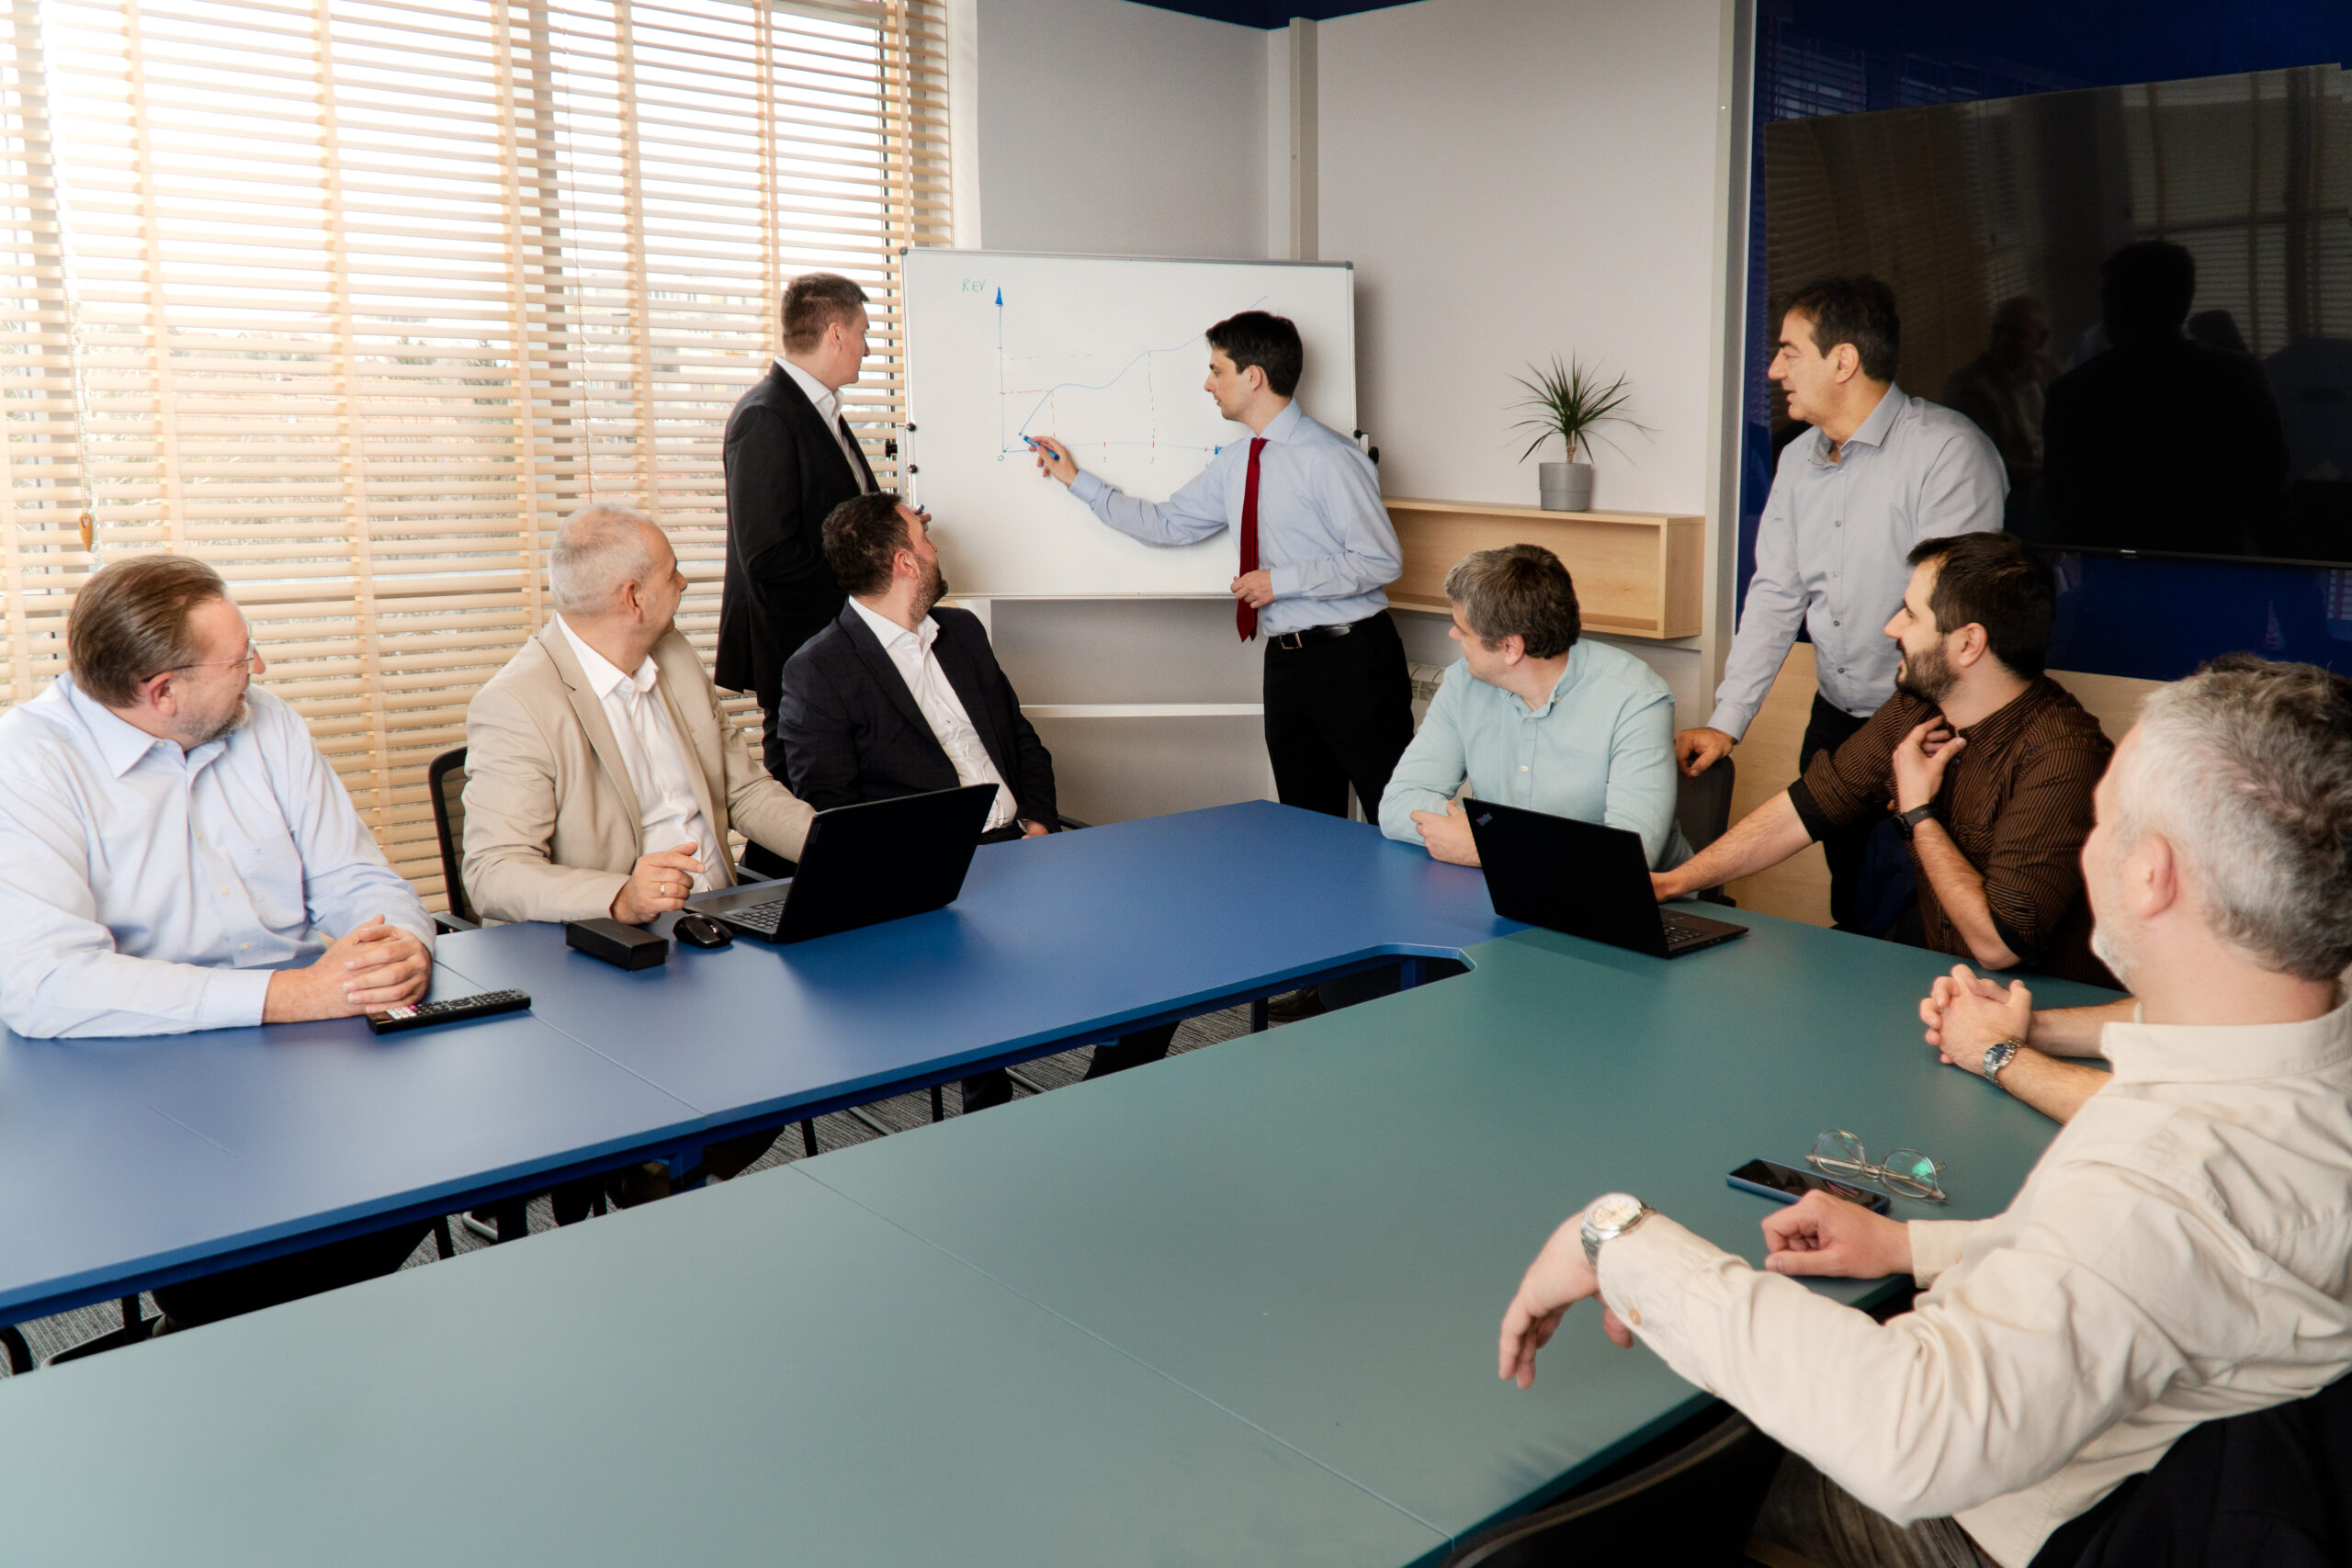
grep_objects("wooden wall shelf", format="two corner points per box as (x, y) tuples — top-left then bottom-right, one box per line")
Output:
(1384, 498), (1703, 640)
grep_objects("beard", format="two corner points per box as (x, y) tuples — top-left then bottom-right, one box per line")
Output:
(1895, 639), (1958, 705)
(920, 558), (951, 615)
(173, 696), (248, 750)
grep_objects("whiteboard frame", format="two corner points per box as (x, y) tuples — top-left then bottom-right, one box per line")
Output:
(899, 247), (1359, 601)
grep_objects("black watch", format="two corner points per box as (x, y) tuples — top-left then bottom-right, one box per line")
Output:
(1894, 802), (1943, 840)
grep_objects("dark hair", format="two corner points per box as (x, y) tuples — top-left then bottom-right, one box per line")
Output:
(1205, 310), (1303, 398)
(68, 554), (232, 706)
(1905, 531), (2055, 679)
(1781, 276), (1901, 382)
(1442, 544), (1581, 659)
(822, 491), (914, 597)
(2100, 241), (2196, 344)
(781, 272), (868, 354)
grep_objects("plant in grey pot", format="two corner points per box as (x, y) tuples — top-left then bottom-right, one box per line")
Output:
(1511, 356), (1645, 512)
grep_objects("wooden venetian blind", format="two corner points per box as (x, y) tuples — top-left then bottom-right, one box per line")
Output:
(0, 0), (948, 908)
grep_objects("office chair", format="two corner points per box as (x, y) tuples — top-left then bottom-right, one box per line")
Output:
(1675, 755), (1737, 907)
(1442, 1404), (1781, 1567)
(426, 746), (478, 932)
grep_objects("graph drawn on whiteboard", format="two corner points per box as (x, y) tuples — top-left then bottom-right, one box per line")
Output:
(902, 250), (1355, 599)
(990, 284), (1239, 467)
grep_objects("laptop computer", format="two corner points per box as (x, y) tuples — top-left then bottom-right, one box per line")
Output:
(696, 783), (998, 944)
(1464, 798), (1749, 959)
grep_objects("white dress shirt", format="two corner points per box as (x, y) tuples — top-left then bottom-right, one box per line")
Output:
(1597, 996), (2352, 1567)
(1068, 400), (1399, 637)
(846, 597), (1018, 829)
(1706, 385), (2007, 739)
(775, 356), (873, 492)
(556, 617), (725, 890)
(0, 677), (434, 1038)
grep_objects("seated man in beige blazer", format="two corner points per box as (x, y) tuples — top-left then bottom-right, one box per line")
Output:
(465, 502), (813, 927)
(465, 502), (814, 1217)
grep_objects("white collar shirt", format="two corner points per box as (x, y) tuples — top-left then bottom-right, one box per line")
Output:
(846, 597), (1018, 830)
(557, 617), (724, 891)
(775, 356), (873, 493)
(1596, 994), (2352, 1566)
(0, 675), (433, 1038)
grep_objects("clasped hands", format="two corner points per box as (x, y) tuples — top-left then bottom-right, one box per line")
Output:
(1497, 1190), (1914, 1389)
(263, 916), (432, 1022)
(1920, 962), (2033, 1077)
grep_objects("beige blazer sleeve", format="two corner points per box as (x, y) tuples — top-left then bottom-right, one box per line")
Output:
(461, 674), (634, 925)
(718, 706), (814, 862)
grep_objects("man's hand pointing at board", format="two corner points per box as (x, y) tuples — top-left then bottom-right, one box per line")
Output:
(1028, 435), (1078, 487)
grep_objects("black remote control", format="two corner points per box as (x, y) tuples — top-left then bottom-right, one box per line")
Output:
(367, 989), (531, 1034)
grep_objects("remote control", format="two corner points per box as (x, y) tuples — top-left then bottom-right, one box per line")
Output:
(367, 989), (532, 1034)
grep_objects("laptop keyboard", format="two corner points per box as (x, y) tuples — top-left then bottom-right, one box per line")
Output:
(718, 894), (790, 937)
(1660, 913), (1717, 952)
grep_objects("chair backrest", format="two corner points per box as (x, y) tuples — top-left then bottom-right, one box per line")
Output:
(1676, 755), (1736, 855)
(427, 747), (473, 925)
(1443, 1406), (1781, 1568)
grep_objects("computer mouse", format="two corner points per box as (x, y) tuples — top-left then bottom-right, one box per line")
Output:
(673, 913), (733, 950)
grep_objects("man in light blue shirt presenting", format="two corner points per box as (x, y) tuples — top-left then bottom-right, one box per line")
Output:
(1675, 277), (2006, 926)
(1381, 545), (1688, 871)
(0, 554), (437, 1330)
(1032, 310), (1414, 822)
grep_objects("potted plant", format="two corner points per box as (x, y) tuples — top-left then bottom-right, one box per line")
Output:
(1511, 356), (1644, 512)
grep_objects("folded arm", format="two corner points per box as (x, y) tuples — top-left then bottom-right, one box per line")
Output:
(1378, 675), (1465, 843)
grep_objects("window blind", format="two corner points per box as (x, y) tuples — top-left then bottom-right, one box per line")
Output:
(0, 0), (949, 908)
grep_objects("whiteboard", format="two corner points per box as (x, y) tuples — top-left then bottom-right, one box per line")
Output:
(901, 249), (1356, 598)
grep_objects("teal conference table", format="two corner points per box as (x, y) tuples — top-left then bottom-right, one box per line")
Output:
(0, 902), (2116, 1562)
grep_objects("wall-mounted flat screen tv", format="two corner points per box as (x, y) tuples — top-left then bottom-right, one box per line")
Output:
(1766, 65), (2352, 567)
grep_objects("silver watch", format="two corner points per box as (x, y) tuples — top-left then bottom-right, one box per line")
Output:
(1980, 1036), (2025, 1088)
(1581, 1192), (1650, 1270)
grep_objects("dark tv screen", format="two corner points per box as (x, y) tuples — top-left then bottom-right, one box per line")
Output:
(1766, 66), (2352, 567)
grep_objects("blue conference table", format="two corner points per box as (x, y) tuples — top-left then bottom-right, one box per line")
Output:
(0, 803), (1513, 1332)
(429, 801), (1516, 1163)
(0, 896), (2118, 1563)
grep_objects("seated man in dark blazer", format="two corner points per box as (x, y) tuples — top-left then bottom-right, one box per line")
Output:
(777, 491), (1175, 1111)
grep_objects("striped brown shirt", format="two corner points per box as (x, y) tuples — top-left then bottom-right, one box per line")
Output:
(1789, 675), (2116, 986)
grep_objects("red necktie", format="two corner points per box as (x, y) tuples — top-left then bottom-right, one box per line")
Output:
(1237, 436), (1267, 641)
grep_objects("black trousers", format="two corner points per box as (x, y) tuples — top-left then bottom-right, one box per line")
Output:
(1799, 692), (1883, 931)
(1261, 612), (1416, 819)
(151, 1219), (435, 1329)
(960, 1021), (1181, 1114)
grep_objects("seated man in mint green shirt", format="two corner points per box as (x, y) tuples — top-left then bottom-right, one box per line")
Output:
(1380, 545), (1689, 869)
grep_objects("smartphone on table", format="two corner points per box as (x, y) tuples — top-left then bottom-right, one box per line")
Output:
(1726, 1157), (1892, 1215)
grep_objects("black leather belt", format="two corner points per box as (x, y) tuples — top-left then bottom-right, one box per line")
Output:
(1266, 615), (1377, 650)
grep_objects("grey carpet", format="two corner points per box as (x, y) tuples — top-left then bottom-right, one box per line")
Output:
(6, 1002), (1264, 1369)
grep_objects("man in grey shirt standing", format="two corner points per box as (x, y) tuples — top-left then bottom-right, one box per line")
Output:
(1676, 277), (2006, 927)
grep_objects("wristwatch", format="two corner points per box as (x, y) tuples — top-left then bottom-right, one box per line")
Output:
(1894, 802), (1944, 840)
(1979, 1036), (2025, 1088)
(1581, 1192), (1651, 1270)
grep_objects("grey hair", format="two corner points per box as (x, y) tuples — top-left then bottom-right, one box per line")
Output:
(1442, 544), (1582, 659)
(2113, 655), (2352, 981)
(549, 502), (662, 616)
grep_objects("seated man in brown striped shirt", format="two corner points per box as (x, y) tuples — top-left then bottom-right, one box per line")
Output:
(1656, 530), (2116, 985)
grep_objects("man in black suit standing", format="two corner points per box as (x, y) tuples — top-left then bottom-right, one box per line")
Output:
(777, 491), (1177, 1111)
(718, 271), (879, 871)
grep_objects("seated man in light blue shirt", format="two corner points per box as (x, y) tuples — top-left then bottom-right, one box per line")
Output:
(1380, 545), (1688, 871)
(0, 554), (437, 1330)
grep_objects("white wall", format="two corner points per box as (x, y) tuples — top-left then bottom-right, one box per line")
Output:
(975, 0), (1268, 260)
(1317, 0), (1733, 723)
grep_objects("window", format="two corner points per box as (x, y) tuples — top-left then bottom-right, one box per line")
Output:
(0, 0), (949, 904)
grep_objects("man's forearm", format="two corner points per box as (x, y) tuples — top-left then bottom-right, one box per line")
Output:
(1657, 791), (1812, 897)
(1908, 820), (2020, 970)
(1995, 1046), (2107, 1124)
(2026, 998), (2136, 1058)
